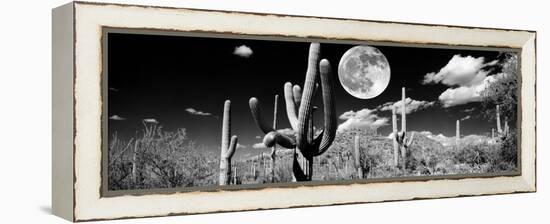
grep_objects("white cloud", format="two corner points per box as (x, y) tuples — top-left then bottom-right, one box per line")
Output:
(438, 72), (507, 107)
(233, 45), (253, 58)
(337, 109), (389, 132)
(460, 115), (471, 121)
(143, 118), (159, 123)
(252, 143), (266, 149)
(109, 115), (126, 121)
(423, 54), (504, 108)
(377, 97), (434, 114)
(462, 107), (476, 113)
(255, 135), (262, 139)
(423, 55), (496, 86)
(236, 143), (247, 149)
(185, 108), (213, 116)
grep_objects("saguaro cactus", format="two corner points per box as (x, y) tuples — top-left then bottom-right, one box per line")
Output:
(232, 166), (238, 185)
(392, 107), (399, 166)
(496, 105), (502, 133)
(504, 117), (509, 134)
(456, 120), (460, 148)
(132, 139), (139, 184)
(270, 94), (279, 182)
(252, 160), (257, 180)
(353, 134), (364, 179)
(392, 87), (414, 169)
(219, 100), (238, 186)
(249, 43), (337, 181)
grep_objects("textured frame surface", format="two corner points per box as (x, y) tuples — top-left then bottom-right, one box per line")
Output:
(67, 1), (536, 221)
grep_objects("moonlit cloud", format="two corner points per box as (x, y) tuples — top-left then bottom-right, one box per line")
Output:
(423, 55), (496, 86)
(377, 97), (434, 114)
(462, 107), (476, 113)
(461, 115), (471, 121)
(109, 115), (126, 121)
(423, 54), (504, 107)
(233, 45), (253, 58)
(255, 136), (262, 139)
(143, 118), (159, 123)
(237, 143), (247, 149)
(438, 72), (508, 107)
(252, 143), (266, 149)
(337, 109), (389, 132)
(185, 108), (213, 117)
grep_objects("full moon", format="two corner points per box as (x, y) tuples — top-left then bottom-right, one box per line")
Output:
(338, 45), (391, 99)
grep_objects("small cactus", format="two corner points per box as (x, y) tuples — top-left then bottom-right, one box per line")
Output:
(270, 94), (279, 183)
(219, 100), (238, 186)
(353, 134), (364, 179)
(131, 139), (139, 184)
(456, 120), (460, 148)
(495, 104), (510, 135)
(232, 166), (238, 185)
(249, 43), (337, 181)
(392, 87), (414, 169)
(496, 105), (502, 133)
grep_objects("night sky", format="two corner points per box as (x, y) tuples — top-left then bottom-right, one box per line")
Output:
(107, 32), (515, 159)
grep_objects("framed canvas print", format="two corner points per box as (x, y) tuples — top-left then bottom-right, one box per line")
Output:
(52, 1), (536, 222)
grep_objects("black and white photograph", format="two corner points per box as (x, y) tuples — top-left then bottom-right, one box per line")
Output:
(105, 31), (519, 191)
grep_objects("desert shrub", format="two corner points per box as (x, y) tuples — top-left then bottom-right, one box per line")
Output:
(498, 130), (518, 164)
(452, 143), (490, 167)
(108, 123), (217, 190)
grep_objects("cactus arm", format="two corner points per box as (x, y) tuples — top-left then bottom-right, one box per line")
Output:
(263, 131), (296, 148)
(316, 59), (337, 153)
(296, 43), (321, 150)
(284, 82), (300, 130)
(249, 97), (276, 134)
(401, 87), (406, 133)
(271, 94), (279, 154)
(273, 94), (279, 129)
(293, 85), (302, 108)
(305, 43), (321, 89)
(226, 135), (238, 158)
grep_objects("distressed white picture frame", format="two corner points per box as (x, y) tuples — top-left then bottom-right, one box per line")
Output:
(52, 1), (536, 222)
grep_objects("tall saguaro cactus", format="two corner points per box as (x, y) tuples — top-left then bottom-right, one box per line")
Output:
(353, 134), (364, 179)
(249, 43), (337, 181)
(495, 104), (510, 134)
(270, 94), (279, 182)
(219, 100), (238, 186)
(132, 139), (139, 184)
(496, 105), (502, 133)
(456, 120), (460, 148)
(232, 166), (238, 185)
(504, 117), (509, 133)
(392, 87), (414, 169)
(392, 107), (399, 166)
